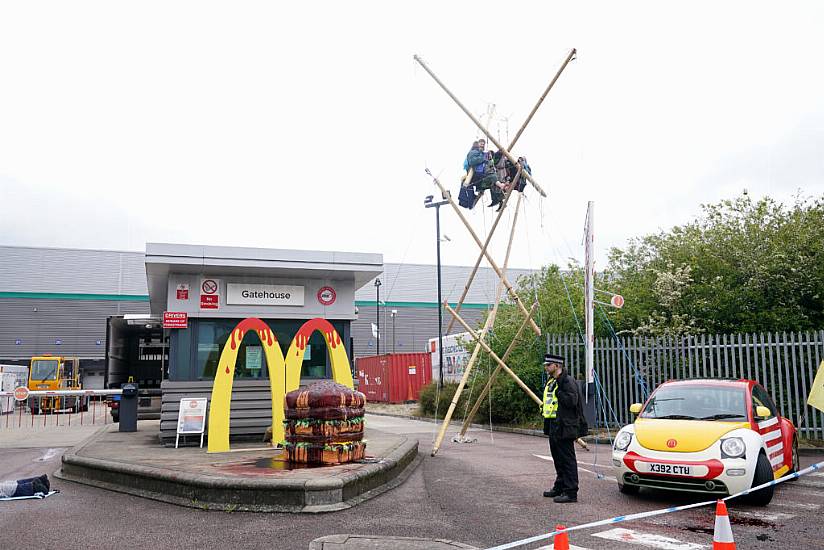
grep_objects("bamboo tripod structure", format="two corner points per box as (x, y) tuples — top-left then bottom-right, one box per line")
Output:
(416, 51), (578, 456)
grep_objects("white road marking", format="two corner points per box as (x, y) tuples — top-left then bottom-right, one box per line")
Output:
(592, 528), (707, 549)
(532, 454), (617, 482)
(35, 448), (60, 462)
(730, 510), (795, 521)
(795, 478), (824, 488)
(771, 501), (820, 511)
(535, 544), (591, 550)
(809, 472), (824, 478)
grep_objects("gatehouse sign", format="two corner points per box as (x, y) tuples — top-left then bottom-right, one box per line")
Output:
(226, 283), (305, 306)
(207, 317), (352, 453)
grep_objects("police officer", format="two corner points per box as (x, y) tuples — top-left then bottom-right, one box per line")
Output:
(541, 353), (583, 503)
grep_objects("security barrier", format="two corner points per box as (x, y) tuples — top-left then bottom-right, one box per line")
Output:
(0, 389), (121, 430)
(486, 460), (824, 550)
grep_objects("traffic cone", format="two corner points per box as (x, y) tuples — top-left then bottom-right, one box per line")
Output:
(712, 500), (736, 549)
(553, 524), (570, 550)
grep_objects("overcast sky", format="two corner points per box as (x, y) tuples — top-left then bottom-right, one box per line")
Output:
(1, 1), (822, 275)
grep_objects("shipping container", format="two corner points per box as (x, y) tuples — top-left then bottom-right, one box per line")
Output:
(356, 353), (432, 403)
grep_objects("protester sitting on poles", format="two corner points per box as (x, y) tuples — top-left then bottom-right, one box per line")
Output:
(461, 139), (504, 210)
(542, 353), (587, 503)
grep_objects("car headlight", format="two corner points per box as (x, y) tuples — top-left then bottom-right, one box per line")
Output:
(721, 437), (746, 458)
(614, 431), (633, 451)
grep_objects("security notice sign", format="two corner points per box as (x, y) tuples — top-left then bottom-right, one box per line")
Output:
(200, 278), (220, 310)
(162, 311), (188, 329)
(176, 397), (207, 448)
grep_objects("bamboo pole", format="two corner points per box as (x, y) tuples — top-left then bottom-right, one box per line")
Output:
(414, 55), (546, 197)
(427, 170), (541, 336)
(431, 299), (497, 456)
(459, 302), (537, 436)
(508, 48), (577, 148)
(446, 169), (522, 333)
(430, 192), (521, 456)
(445, 303), (541, 403)
(449, 303), (590, 451)
(446, 50), (577, 329)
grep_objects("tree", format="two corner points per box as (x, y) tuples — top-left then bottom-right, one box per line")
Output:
(608, 193), (824, 334)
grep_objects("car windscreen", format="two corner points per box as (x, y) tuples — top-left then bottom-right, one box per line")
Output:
(30, 360), (59, 381)
(640, 385), (747, 421)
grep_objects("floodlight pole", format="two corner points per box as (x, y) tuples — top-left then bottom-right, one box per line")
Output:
(375, 278), (381, 355)
(425, 196), (449, 388)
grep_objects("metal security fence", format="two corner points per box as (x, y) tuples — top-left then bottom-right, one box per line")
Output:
(547, 331), (824, 438)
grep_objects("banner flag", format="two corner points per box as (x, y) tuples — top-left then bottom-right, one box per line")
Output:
(808, 360), (824, 414)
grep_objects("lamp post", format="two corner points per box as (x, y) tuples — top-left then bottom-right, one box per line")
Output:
(374, 278), (381, 355)
(391, 309), (397, 353)
(424, 194), (449, 388)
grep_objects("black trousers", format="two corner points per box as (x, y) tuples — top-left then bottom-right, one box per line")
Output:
(548, 436), (579, 496)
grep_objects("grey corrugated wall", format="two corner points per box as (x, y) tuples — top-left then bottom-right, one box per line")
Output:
(351, 306), (486, 358)
(0, 298), (149, 360)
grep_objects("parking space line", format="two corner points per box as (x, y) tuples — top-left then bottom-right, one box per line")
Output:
(731, 510), (795, 521)
(591, 528), (707, 549)
(771, 501), (820, 511)
(532, 454), (617, 482)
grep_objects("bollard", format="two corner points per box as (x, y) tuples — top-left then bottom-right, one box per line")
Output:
(119, 383), (138, 432)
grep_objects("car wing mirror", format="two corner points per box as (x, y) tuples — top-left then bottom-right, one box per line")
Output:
(755, 406), (771, 419)
(629, 403), (643, 415)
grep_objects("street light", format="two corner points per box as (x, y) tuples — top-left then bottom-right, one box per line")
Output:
(424, 194), (449, 388)
(374, 278), (381, 355)
(391, 309), (397, 353)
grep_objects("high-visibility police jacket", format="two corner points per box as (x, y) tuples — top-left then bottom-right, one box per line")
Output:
(543, 379), (558, 419)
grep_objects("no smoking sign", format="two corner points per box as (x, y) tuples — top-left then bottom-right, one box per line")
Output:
(200, 278), (220, 310)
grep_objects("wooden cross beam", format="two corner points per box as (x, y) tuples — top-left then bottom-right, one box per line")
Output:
(445, 49), (576, 333)
(445, 302), (542, 405)
(414, 49), (576, 198)
(427, 170), (541, 336)
(430, 191), (523, 456)
(446, 168), (523, 334)
(431, 191), (524, 456)
(458, 301), (538, 437)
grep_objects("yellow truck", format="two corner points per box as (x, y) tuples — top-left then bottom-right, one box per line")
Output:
(27, 355), (88, 414)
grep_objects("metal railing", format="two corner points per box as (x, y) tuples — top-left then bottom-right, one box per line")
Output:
(0, 389), (122, 430)
(548, 330), (824, 438)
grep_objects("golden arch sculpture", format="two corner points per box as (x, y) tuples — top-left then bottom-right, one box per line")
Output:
(207, 317), (353, 453)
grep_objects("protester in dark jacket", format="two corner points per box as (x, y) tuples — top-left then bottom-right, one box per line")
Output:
(541, 353), (585, 503)
(0, 474), (49, 498)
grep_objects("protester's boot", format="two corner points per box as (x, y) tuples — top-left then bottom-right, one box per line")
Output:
(553, 493), (577, 503)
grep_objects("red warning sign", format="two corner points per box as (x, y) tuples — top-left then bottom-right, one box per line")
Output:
(13, 386), (29, 401)
(611, 294), (625, 309)
(163, 311), (188, 329)
(176, 284), (189, 300)
(200, 295), (219, 310)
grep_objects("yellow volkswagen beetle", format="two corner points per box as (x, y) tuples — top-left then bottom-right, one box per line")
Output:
(612, 379), (798, 505)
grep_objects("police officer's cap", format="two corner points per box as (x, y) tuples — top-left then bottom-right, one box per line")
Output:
(544, 353), (565, 365)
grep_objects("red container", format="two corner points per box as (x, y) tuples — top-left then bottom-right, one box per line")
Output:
(355, 353), (432, 403)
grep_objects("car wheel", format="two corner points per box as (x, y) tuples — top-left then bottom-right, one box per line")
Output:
(619, 483), (640, 495)
(742, 452), (774, 506)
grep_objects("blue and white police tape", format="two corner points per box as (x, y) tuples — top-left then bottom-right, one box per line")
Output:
(485, 460), (823, 550)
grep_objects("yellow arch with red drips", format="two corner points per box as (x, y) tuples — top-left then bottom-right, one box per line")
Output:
(284, 317), (353, 392)
(206, 317), (353, 453)
(207, 318), (285, 453)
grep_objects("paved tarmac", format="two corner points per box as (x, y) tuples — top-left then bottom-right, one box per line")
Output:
(2, 413), (824, 549)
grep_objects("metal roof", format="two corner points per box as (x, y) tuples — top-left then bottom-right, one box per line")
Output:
(0, 245), (535, 306)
